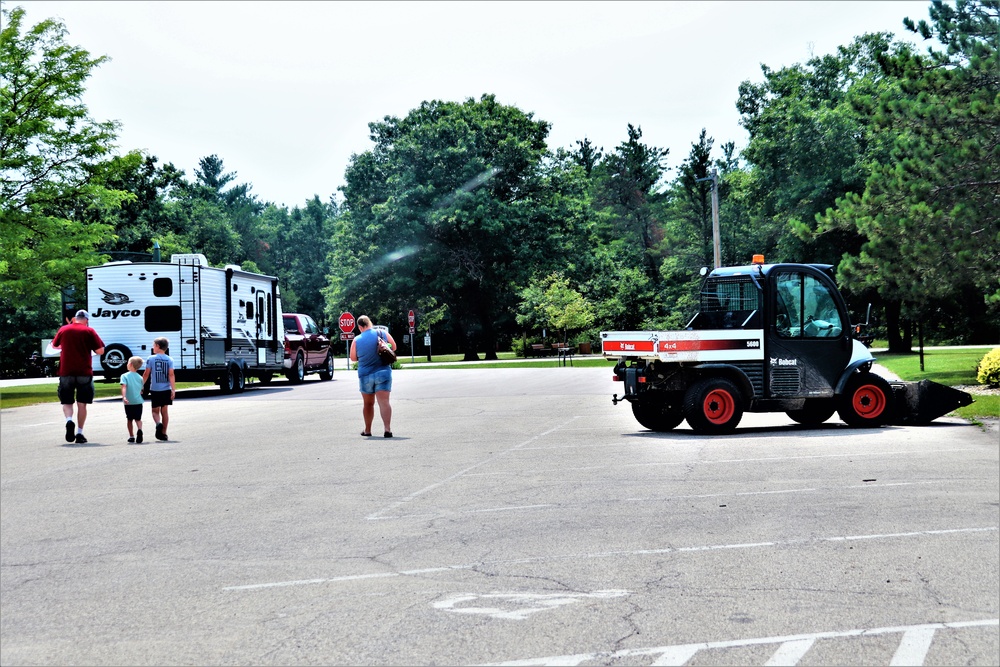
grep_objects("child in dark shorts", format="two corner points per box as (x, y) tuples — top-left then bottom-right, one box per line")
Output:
(120, 356), (145, 443)
(142, 338), (176, 441)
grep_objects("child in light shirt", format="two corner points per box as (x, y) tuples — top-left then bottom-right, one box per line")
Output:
(120, 356), (145, 443)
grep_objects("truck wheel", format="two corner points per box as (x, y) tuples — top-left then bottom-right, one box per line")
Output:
(286, 353), (305, 384)
(631, 393), (684, 432)
(838, 373), (892, 427)
(318, 354), (334, 381)
(684, 378), (744, 434)
(100, 343), (132, 376)
(787, 400), (836, 426)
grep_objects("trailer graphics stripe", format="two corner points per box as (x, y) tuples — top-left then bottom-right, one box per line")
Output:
(658, 338), (758, 352)
(602, 339), (656, 354)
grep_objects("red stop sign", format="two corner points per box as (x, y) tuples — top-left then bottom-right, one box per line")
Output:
(408, 309), (415, 326)
(339, 312), (355, 333)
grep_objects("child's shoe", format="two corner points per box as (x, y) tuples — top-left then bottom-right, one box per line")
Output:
(128, 437), (135, 443)
(136, 429), (143, 444)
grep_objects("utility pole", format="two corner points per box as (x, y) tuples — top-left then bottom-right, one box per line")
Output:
(696, 168), (721, 268)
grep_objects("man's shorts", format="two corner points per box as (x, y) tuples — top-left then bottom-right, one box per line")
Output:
(149, 390), (173, 408)
(359, 368), (392, 394)
(58, 376), (95, 405)
(124, 404), (143, 420)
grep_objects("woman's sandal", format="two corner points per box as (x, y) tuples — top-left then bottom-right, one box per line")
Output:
(361, 431), (372, 437)
(384, 432), (393, 438)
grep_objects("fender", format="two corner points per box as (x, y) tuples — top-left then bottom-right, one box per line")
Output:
(691, 363), (756, 400)
(835, 359), (876, 395)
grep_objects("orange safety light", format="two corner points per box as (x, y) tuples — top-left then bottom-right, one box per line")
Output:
(752, 254), (765, 264)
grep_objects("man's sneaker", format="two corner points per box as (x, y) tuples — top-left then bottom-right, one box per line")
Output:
(156, 431), (168, 441)
(128, 437), (135, 443)
(74, 433), (87, 444)
(65, 420), (75, 442)
(136, 429), (143, 444)
(155, 423), (163, 439)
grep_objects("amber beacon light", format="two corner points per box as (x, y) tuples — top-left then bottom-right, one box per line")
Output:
(752, 254), (765, 264)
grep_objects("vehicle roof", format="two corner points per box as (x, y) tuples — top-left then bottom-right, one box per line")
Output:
(708, 263), (835, 279)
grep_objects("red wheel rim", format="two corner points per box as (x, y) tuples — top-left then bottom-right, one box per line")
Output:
(703, 389), (735, 425)
(852, 384), (886, 419)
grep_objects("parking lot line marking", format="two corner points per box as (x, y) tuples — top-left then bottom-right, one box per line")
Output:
(889, 627), (937, 666)
(471, 504), (556, 513)
(222, 526), (997, 592)
(488, 619), (999, 667)
(764, 638), (816, 666)
(365, 417), (580, 520)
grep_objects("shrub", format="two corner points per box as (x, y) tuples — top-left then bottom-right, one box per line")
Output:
(976, 347), (1000, 387)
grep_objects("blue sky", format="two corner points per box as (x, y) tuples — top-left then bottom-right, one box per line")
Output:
(15, 1), (934, 207)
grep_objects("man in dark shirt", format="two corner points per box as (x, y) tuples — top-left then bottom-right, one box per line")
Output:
(51, 310), (105, 444)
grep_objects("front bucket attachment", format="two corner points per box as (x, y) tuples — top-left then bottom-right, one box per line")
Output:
(889, 380), (974, 425)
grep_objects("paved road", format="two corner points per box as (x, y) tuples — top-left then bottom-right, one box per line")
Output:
(1, 368), (997, 665)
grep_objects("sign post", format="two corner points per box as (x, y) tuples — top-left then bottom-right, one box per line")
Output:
(407, 309), (416, 363)
(339, 311), (355, 369)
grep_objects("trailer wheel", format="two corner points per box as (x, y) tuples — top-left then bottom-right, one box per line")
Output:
(100, 343), (132, 376)
(787, 400), (836, 426)
(631, 393), (684, 432)
(256, 372), (273, 386)
(219, 367), (236, 394)
(286, 353), (305, 384)
(838, 373), (892, 427)
(231, 365), (245, 393)
(318, 353), (334, 381)
(684, 377), (744, 434)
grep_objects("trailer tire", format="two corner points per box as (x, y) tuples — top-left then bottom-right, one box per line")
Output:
(256, 371), (273, 386)
(100, 343), (132, 376)
(631, 393), (684, 432)
(318, 353), (334, 381)
(231, 365), (245, 393)
(838, 373), (891, 428)
(787, 400), (836, 426)
(286, 353), (305, 384)
(684, 377), (744, 434)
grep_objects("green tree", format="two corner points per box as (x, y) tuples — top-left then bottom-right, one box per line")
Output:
(821, 0), (1000, 349)
(1, 6), (128, 301)
(328, 94), (553, 359)
(517, 272), (595, 343)
(593, 124), (670, 281)
(736, 32), (908, 264)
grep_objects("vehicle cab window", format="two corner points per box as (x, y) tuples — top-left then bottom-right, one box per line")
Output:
(775, 272), (843, 339)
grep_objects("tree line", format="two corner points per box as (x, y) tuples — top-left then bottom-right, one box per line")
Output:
(1, 1), (997, 374)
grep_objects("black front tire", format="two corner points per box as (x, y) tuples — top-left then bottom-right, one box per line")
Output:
(318, 354), (334, 381)
(838, 372), (892, 428)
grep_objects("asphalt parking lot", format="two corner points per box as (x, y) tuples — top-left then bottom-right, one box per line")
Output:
(1, 367), (997, 665)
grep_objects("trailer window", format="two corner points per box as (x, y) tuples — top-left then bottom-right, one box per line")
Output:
(144, 305), (181, 332)
(153, 278), (172, 297)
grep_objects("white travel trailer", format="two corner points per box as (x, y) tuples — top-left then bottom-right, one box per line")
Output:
(86, 254), (284, 392)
